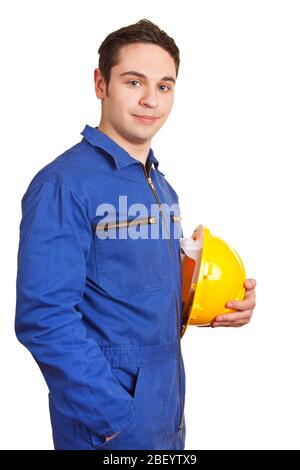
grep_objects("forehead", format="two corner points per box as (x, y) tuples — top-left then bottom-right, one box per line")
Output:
(112, 43), (176, 77)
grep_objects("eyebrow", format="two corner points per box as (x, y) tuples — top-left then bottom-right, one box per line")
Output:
(119, 71), (176, 84)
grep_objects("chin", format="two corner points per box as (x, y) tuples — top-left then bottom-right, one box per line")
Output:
(128, 128), (154, 141)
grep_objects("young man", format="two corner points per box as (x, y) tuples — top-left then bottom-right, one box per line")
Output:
(15, 19), (256, 450)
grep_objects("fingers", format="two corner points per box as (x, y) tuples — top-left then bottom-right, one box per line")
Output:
(226, 296), (256, 310)
(226, 280), (256, 310)
(244, 278), (257, 289)
(212, 310), (253, 327)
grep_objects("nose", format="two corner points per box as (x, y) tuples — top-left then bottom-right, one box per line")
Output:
(139, 86), (159, 108)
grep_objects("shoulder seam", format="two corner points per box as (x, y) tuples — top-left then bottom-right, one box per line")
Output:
(22, 175), (86, 210)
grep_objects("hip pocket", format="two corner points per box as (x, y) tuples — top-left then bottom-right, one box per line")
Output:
(86, 364), (144, 450)
(105, 362), (169, 450)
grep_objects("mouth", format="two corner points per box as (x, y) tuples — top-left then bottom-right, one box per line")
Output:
(132, 114), (159, 123)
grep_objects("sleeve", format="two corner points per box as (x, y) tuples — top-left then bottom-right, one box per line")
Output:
(15, 180), (135, 438)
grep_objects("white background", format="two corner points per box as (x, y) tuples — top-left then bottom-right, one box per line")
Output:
(1, 0), (299, 450)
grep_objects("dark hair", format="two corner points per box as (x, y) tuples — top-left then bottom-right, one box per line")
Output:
(97, 19), (180, 94)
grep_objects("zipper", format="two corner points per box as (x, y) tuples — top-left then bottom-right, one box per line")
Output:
(140, 162), (184, 440)
(175, 294), (184, 440)
(141, 164), (173, 252)
(94, 216), (156, 232)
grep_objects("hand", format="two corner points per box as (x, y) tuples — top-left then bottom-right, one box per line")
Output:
(211, 278), (257, 327)
(105, 431), (120, 442)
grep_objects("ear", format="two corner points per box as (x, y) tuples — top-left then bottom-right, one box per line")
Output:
(94, 68), (106, 100)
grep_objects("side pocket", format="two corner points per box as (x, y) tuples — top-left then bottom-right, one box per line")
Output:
(88, 365), (144, 450)
(110, 365), (140, 399)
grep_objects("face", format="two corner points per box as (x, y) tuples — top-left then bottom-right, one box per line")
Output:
(94, 43), (177, 146)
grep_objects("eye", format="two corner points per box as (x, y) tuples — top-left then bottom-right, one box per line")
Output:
(127, 80), (141, 87)
(160, 84), (171, 92)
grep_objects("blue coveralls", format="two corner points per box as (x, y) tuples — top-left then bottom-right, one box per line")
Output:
(15, 124), (186, 450)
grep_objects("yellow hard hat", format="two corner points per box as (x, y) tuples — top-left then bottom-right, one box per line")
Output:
(181, 225), (246, 336)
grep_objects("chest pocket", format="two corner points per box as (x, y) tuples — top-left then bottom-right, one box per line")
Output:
(93, 215), (166, 296)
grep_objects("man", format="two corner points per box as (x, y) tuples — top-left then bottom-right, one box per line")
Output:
(15, 19), (256, 450)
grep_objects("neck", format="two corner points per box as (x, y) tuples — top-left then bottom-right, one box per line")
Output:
(98, 122), (150, 166)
